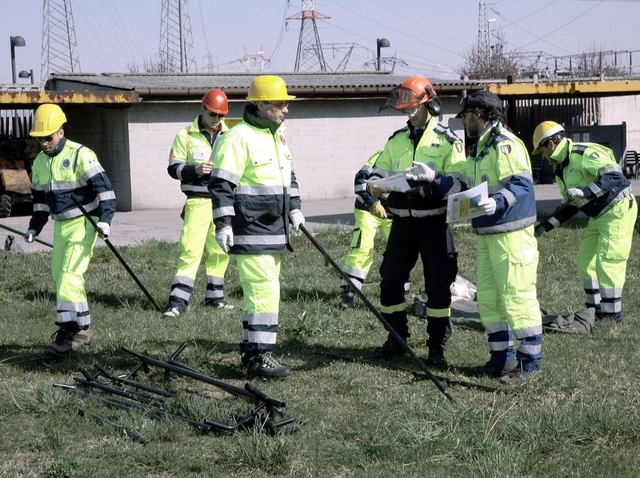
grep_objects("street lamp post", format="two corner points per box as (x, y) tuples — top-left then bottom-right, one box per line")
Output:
(376, 38), (390, 71)
(10, 36), (26, 84)
(19, 69), (34, 84)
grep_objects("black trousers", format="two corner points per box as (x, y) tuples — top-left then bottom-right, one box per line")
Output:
(379, 214), (458, 350)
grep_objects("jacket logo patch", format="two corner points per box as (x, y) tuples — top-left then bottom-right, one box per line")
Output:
(279, 134), (287, 145)
(62, 159), (71, 168)
(394, 161), (402, 171)
(427, 161), (438, 172)
(455, 142), (463, 153)
(430, 143), (440, 148)
(500, 145), (511, 155)
(589, 152), (599, 159)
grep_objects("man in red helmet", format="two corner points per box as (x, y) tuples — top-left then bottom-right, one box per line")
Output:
(368, 76), (465, 367)
(163, 88), (235, 317)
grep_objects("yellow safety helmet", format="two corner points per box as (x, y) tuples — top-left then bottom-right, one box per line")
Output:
(247, 75), (296, 102)
(532, 121), (565, 155)
(30, 104), (67, 137)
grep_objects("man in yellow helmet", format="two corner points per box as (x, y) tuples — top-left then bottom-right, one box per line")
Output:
(368, 76), (466, 368)
(208, 75), (303, 379)
(163, 88), (234, 318)
(532, 121), (637, 323)
(416, 90), (543, 385)
(25, 104), (116, 357)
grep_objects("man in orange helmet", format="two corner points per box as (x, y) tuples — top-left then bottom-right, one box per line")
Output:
(163, 88), (235, 318)
(368, 76), (466, 367)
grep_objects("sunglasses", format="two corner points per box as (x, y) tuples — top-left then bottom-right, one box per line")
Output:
(207, 111), (225, 118)
(36, 133), (56, 142)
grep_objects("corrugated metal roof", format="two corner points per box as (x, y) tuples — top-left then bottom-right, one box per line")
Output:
(47, 72), (485, 97)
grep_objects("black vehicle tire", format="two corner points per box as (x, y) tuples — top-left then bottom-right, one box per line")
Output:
(0, 194), (12, 218)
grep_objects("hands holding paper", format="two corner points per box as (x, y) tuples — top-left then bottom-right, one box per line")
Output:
(405, 161), (436, 182)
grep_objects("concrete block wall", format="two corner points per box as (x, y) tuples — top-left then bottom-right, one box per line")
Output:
(601, 95), (640, 153)
(127, 97), (465, 209)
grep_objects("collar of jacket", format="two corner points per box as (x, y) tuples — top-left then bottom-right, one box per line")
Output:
(470, 120), (501, 157)
(45, 137), (68, 157)
(243, 104), (281, 134)
(550, 137), (571, 166)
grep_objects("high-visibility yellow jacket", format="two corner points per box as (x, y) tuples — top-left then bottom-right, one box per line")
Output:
(29, 138), (116, 234)
(167, 116), (229, 197)
(209, 105), (301, 254)
(370, 116), (465, 217)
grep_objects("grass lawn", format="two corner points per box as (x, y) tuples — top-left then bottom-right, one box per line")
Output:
(1, 217), (639, 477)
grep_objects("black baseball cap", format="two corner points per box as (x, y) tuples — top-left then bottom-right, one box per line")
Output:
(456, 90), (502, 118)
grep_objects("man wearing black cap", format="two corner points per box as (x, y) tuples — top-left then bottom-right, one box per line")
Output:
(408, 90), (543, 385)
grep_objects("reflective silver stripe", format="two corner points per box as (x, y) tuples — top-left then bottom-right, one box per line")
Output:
(234, 234), (287, 245)
(32, 183), (45, 191)
(549, 217), (561, 228)
(602, 164), (622, 173)
(595, 187), (632, 217)
(475, 216), (536, 234)
(601, 302), (622, 313)
(371, 167), (394, 178)
(206, 276), (225, 286)
(246, 331), (277, 344)
(518, 343), (542, 355)
(485, 322), (511, 334)
(181, 184), (209, 194)
(488, 340), (514, 351)
(355, 183), (368, 193)
(584, 292), (600, 303)
(57, 300), (90, 313)
(170, 288), (191, 301)
(172, 276), (195, 287)
(52, 197), (100, 220)
(84, 164), (106, 180)
(600, 288), (623, 298)
(340, 278), (363, 290)
(342, 265), (367, 280)
(360, 165), (373, 174)
(34, 203), (50, 213)
(388, 206), (446, 217)
(205, 289), (224, 299)
(244, 312), (278, 326)
(98, 191), (116, 201)
(290, 187), (300, 197)
(582, 279), (599, 289)
(51, 180), (85, 191)
(585, 182), (603, 197)
(501, 189), (516, 207)
(211, 168), (240, 184)
(214, 206), (235, 218)
(174, 162), (185, 180)
(235, 185), (285, 195)
(513, 325), (543, 338)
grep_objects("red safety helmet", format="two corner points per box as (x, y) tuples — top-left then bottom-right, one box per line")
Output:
(202, 88), (229, 115)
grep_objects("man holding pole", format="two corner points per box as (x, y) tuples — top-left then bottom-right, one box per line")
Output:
(25, 104), (116, 357)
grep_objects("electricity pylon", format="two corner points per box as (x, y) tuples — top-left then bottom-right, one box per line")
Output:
(287, 0), (330, 72)
(159, 0), (197, 73)
(41, 0), (81, 82)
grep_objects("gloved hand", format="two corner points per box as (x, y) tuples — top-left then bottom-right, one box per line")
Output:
(289, 209), (305, 233)
(24, 229), (37, 243)
(405, 161), (436, 182)
(477, 198), (497, 216)
(534, 225), (546, 237)
(215, 226), (234, 253)
(566, 188), (585, 201)
(369, 201), (387, 219)
(96, 222), (110, 238)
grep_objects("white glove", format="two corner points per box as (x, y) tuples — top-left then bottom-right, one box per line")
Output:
(566, 188), (585, 201)
(477, 198), (497, 216)
(289, 209), (305, 233)
(215, 226), (234, 253)
(96, 222), (110, 238)
(405, 161), (436, 182)
(24, 229), (37, 243)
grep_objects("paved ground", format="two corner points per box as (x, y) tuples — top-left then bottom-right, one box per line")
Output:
(2, 182), (638, 253)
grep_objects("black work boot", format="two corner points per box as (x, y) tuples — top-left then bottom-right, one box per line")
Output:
(427, 348), (448, 369)
(374, 335), (407, 359)
(469, 361), (517, 377)
(246, 352), (292, 379)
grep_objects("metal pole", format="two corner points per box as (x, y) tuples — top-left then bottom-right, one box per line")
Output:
(299, 224), (455, 403)
(0, 222), (53, 248)
(69, 194), (162, 312)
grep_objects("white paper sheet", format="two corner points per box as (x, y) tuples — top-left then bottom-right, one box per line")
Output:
(365, 173), (411, 193)
(446, 181), (489, 223)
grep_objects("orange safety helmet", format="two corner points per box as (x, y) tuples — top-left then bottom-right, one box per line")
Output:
(202, 88), (229, 115)
(395, 76), (437, 109)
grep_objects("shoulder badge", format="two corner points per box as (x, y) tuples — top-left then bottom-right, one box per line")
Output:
(589, 151), (599, 159)
(279, 134), (287, 145)
(500, 144), (511, 155)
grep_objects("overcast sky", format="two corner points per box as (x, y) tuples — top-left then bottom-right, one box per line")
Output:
(2, 0), (639, 85)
